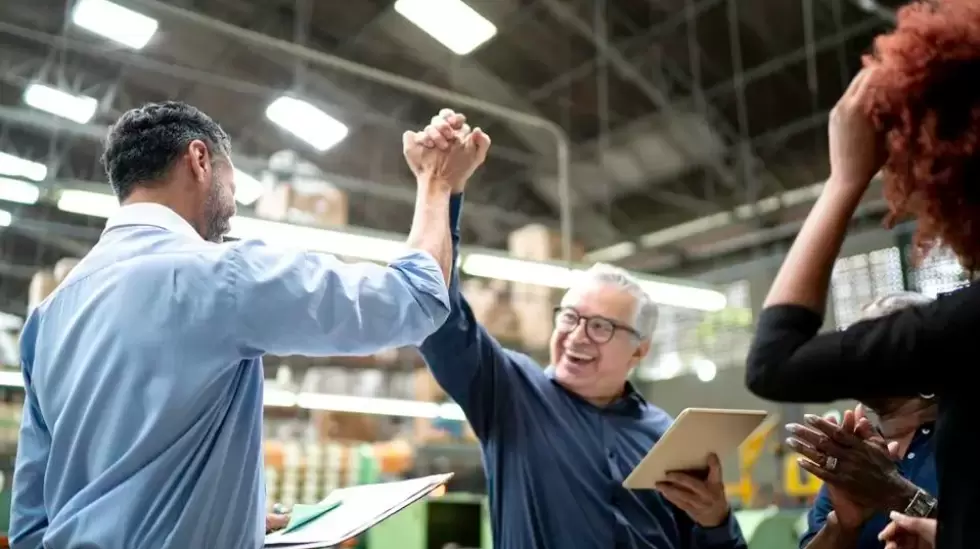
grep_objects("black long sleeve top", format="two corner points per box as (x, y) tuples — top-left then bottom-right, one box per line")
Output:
(745, 289), (978, 549)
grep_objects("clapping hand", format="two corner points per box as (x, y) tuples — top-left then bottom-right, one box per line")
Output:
(656, 453), (732, 528)
(786, 407), (914, 513)
(403, 108), (491, 193)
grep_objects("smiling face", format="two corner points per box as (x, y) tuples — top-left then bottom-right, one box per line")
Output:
(549, 282), (651, 405)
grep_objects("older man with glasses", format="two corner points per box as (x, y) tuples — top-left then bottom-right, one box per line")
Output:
(413, 109), (746, 549)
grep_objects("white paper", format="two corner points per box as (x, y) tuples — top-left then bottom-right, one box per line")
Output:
(264, 473), (453, 548)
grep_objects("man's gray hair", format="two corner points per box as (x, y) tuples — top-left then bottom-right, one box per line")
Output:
(860, 291), (934, 321)
(564, 263), (659, 339)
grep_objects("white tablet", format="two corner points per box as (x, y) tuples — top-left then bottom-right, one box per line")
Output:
(623, 407), (769, 490)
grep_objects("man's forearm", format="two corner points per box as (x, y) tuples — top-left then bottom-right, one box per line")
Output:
(406, 175), (454, 284)
(804, 516), (861, 549)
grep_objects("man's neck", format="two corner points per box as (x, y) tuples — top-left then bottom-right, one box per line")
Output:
(124, 189), (202, 238)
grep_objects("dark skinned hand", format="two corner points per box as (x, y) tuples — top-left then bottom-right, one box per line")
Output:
(786, 409), (915, 513)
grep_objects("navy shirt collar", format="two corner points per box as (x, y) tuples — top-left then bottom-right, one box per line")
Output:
(543, 365), (646, 413)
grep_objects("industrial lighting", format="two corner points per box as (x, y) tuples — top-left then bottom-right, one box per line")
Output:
(0, 152), (47, 181)
(57, 189), (119, 217)
(0, 209), (11, 227)
(265, 96), (349, 152)
(394, 0), (497, 55)
(0, 179), (40, 205)
(0, 152), (44, 205)
(233, 169), (265, 205)
(71, 0), (159, 50)
(0, 370), (23, 388)
(55, 190), (727, 311)
(693, 358), (718, 383)
(296, 392), (465, 420)
(462, 254), (578, 288)
(23, 84), (99, 124)
(229, 217), (406, 262)
(461, 253), (727, 311)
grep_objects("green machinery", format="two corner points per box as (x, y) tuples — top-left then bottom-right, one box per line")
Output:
(364, 494), (805, 549)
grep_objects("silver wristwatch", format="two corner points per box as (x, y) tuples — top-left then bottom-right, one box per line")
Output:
(904, 489), (938, 518)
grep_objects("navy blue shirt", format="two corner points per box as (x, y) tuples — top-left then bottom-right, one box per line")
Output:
(799, 422), (938, 549)
(418, 195), (747, 549)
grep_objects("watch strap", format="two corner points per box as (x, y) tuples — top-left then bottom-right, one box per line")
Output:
(904, 489), (938, 518)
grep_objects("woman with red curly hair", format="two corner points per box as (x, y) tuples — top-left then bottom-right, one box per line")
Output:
(744, 1), (980, 549)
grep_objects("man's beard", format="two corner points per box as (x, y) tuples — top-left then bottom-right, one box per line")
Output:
(202, 174), (233, 243)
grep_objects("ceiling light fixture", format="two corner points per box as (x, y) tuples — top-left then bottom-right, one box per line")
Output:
(57, 189), (119, 218)
(0, 209), (12, 227)
(56, 190), (727, 311)
(0, 179), (41, 205)
(71, 0), (159, 50)
(0, 152), (47, 182)
(394, 0), (497, 55)
(265, 96), (349, 152)
(23, 84), (99, 124)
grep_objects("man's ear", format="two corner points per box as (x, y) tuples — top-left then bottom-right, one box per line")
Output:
(186, 139), (211, 184)
(629, 339), (651, 368)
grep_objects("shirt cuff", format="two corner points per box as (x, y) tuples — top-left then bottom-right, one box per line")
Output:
(693, 511), (743, 547)
(450, 193), (463, 237)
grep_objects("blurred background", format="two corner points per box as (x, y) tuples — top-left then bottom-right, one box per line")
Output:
(0, 0), (960, 547)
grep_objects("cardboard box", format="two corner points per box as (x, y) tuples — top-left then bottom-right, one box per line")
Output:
(256, 183), (348, 228)
(28, 270), (58, 313)
(507, 223), (585, 262)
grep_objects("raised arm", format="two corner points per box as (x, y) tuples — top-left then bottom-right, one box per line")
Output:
(745, 68), (959, 403)
(419, 193), (515, 439)
(226, 240), (451, 357)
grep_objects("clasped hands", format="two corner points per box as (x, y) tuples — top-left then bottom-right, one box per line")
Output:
(786, 406), (935, 549)
(402, 108), (491, 193)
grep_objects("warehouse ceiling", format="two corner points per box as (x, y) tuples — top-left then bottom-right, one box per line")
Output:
(0, 0), (896, 314)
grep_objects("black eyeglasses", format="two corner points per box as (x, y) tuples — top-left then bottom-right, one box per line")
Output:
(553, 307), (641, 344)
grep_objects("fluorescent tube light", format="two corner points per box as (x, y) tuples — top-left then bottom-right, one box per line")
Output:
(0, 370), (23, 388)
(0, 209), (11, 227)
(461, 253), (727, 311)
(0, 152), (47, 181)
(233, 169), (265, 205)
(24, 84), (99, 124)
(56, 190), (727, 311)
(71, 0), (159, 50)
(0, 179), (40, 205)
(296, 392), (465, 420)
(394, 0), (497, 55)
(265, 97), (349, 152)
(58, 189), (119, 217)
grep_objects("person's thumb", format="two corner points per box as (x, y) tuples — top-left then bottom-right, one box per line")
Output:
(887, 441), (900, 460)
(889, 512), (934, 537)
(469, 128), (491, 157)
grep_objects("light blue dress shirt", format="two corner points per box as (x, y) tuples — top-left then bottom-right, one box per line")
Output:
(11, 203), (450, 549)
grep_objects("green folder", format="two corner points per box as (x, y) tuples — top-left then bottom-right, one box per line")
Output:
(281, 501), (343, 534)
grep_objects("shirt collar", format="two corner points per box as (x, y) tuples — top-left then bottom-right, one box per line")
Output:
(102, 203), (202, 240)
(544, 365), (646, 413)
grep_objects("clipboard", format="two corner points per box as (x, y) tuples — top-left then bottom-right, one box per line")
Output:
(264, 472), (454, 548)
(623, 407), (768, 490)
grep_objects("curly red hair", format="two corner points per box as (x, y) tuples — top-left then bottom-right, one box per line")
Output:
(864, 0), (980, 268)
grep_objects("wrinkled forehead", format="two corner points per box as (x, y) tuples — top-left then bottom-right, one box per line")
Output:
(560, 282), (637, 325)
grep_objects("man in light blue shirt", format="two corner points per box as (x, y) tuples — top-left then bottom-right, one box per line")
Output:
(11, 101), (488, 548)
